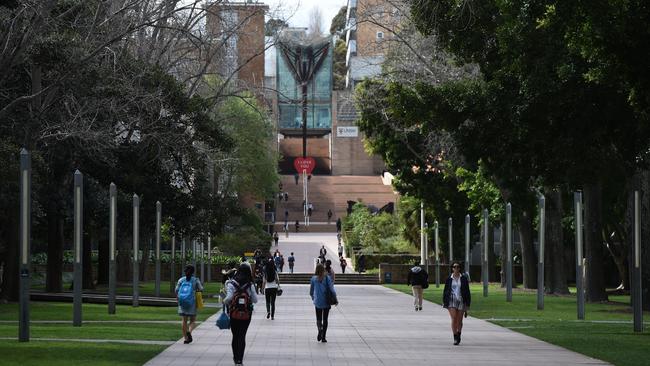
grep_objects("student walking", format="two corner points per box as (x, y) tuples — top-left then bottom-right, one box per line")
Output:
(327, 209), (333, 224)
(336, 218), (342, 233)
(325, 259), (336, 283)
(224, 263), (258, 365)
(273, 232), (279, 246)
(284, 222), (289, 238)
(407, 262), (429, 311)
(288, 252), (295, 273)
(442, 262), (471, 345)
(263, 259), (280, 320)
(176, 265), (203, 344)
(340, 257), (347, 273)
(337, 242), (343, 258)
(295, 220), (300, 233)
(310, 263), (337, 343)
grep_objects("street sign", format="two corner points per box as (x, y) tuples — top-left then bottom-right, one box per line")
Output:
(294, 157), (316, 175)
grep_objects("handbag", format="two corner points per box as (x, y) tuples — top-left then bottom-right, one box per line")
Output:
(325, 276), (338, 306)
(277, 287), (283, 296)
(216, 305), (230, 329)
(196, 291), (204, 310)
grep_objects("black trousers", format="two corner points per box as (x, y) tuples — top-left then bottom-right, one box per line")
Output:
(315, 307), (330, 337)
(265, 288), (278, 317)
(230, 318), (251, 363)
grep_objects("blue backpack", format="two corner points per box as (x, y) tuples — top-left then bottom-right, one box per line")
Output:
(178, 277), (195, 308)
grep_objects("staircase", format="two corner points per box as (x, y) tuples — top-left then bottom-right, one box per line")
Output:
(279, 273), (380, 285)
(274, 175), (396, 232)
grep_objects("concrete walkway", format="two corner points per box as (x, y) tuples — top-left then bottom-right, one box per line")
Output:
(144, 284), (608, 366)
(271, 232), (351, 273)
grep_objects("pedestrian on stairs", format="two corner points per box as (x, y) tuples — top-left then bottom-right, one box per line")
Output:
(288, 252), (295, 273)
(294, 173), (299, 185)
(273, 232), (279, 246)
(284, 210), (289, 224)
(295, 220), (300, 233)
(327, 209), (333, 224)
(284, 192), (289, 201)
(336, 218), (342, 233)
(340, 257), (347, 273)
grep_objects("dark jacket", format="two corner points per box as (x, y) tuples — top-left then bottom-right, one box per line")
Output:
(442, 274), (471, 308)
(407, 266), (429, 287)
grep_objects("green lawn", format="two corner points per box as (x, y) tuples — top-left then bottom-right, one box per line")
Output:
(387, 283), (650, 366)
(0, 301), (219, 365)
(0, 341), (165, 366)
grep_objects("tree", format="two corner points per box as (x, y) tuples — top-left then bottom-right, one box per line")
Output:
(307, 6), (324, 36)
(329, 6), (347, 35)
(265, 18), (288, 37)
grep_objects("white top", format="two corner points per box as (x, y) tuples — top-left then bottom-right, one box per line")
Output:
(263, 272), (280, 289)
(451, 274), (462, 300)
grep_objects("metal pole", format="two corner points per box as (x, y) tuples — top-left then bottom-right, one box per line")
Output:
(633, 191), (643, 332)
(303, 170), (307, 227)
(506, 203), (513, 302)
(19, 148), (31, 341)
(200, 239), (205, 283)
(448, 217), (453, 269)
(207, 235), (211, 283)
(483, 209), (489, 297)
(465, 214), (470, 280)
(574, 191), (585, 320)
(73, 170), (83, 327)
(420, 202), (425, 265)
(306, 170), (309, 227)
(537, 195), (545, 310)
(192, 238), (197, 269)
(435, 220), (440, 288)
(181, 235), (185, 265)
(302, 82), (308, 158)
(424, 223), (429, 267)
(132, 194), (140, 307)
(155, 201), (161, 297)
(170, 234), (176, 294)
(108, 183), (117, 314)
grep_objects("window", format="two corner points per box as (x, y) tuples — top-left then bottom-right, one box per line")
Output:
(376, 31), (384, 40)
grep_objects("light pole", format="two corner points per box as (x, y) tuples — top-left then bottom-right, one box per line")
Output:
(574, 191), (585, 320)
(132, 194), (140, 307)
(448, 217), (453, 270)
(420, 202), (425, 266)
(465, 214), (470, 280)
(19, 149), (31, 341)
(483, 209), (489, 297)
(506, 203), (513, 302)
(633, 191), (643, 332)
(108, 183), (117, 314)
(435, 220), (440, 288)
(155, 201), (161, 297)
(537, 195), (545, 310)
(73, 170), (83, 327)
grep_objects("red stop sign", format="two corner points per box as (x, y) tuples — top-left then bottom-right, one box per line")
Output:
(294, 157), (316, 175)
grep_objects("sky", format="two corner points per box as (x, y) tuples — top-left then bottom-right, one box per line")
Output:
(263, 0), (347, 32)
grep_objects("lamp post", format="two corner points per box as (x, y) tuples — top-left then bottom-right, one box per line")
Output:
(108, 183), (117, 314)
(633, 191), (643, 332)
(132, 194), (140, 307)
(420, 202), (425, 266)
(506, 203), (513, 302)
(155, 201), (161, 297)
(170, 234), (176, 294)
(537, 195), (545, 310)
(465, 214), (470, 280)
(448, 217), (453, 270)
(19, 149), (31, 341)
(574, 191), (585, 320)
(435, 220), (440, 287)
(483, 209), (489, 297)
(424, 222), (429, 267)
(73, 170), (83, 327)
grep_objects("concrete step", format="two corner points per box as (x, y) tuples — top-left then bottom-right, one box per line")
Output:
(278, 273), (379, 285)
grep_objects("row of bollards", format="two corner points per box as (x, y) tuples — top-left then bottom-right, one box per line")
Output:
(419, 191), (643, 332)
(17, 148), (212, 342)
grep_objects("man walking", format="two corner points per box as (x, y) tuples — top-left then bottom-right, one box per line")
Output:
(407, 262), (429, 311)
(273, 232), (279, 246)
(288, 252), (295, 273)
(327, 209), (333, 224)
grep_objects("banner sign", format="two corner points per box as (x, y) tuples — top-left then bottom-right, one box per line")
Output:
(337, 126), (359, 137)
(294, 157), (316, 175)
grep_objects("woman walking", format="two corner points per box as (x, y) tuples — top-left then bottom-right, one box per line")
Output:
(309, 263), (337, 343)
(224, 263), (258, 365)
(263, 259), (280, 320)
(442, 262), (471, 345)
(175, 265), (203, 344)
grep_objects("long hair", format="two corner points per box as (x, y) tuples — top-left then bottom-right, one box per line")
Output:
(185, 265), (195, 281)
(265, 259), (277, 282)
(234, 263), (253, 284)
(315, 263), (325, 281)
(325, 259), (332, 273)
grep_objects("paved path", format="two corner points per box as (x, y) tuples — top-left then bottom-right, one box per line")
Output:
(271, 232), (351, 273)
(144, 284), (608, 366)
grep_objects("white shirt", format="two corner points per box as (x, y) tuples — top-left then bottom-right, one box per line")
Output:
(451, 274), (462, 300)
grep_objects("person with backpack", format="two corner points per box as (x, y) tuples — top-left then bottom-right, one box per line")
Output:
(443, 262), (471, 345)
(262, 259), (280, 320)
(279, 255), (285, 272)
(224, 263), (258, 365)
(274, 253), (282, 272)
(175, 265), (204, 344)
(288, 252), (295, 273)
(325, 259), (335, 283)
(310, 263), (337, 343)
(339, 257), (347, 274)
(407, 262), (429, 311)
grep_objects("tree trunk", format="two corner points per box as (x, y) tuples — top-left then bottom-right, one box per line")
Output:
(140, 234), (151, 281)
(0, 209), (20, 301)
(544, 188), (569, 294)
(518, 209), (537, 289)
(499, 222), (507, 287)
(97, 233), (109, 285)
(583, 182), (608, 302)
(488, 223), (497, 282)
(82, 229), (94, 289)
(45, 201), (64, 293)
